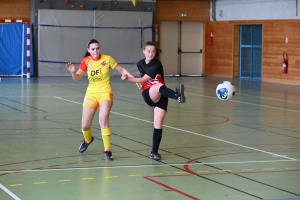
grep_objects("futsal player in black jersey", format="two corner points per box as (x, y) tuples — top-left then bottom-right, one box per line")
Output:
(121, 41), (186, 160)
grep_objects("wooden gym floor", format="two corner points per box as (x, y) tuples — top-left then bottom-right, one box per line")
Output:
(0, 76), (300, 200)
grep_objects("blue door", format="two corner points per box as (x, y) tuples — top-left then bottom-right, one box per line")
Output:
(239, 25), (262, 79)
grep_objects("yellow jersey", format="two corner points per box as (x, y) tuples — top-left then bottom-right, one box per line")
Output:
(79, 54), (118, 93)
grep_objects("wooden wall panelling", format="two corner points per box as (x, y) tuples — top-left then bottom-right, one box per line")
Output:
(233, 25), (239, 78)
(205, 20), (300, 85)
(156, 0), (210, 22)
(0, 0), (30, 19)
(204, 21), (234, 77)
(262, 20), (300, 84)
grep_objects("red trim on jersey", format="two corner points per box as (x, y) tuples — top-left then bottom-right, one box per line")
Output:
(79, 54), (101, 72)
(141, 74), (165, 92)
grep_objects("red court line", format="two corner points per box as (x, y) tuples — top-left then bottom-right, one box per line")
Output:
(144, 176), (200, 200)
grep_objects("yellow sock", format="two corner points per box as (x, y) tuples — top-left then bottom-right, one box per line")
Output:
(101, 127), (111, 151)
(82, 129), (92, 143)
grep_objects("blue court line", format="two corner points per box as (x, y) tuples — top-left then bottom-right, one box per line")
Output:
(38, 24), (152, 30)
(38, 60), (137, 65)
(0, 96), (48, 113)
(0, 102), (26, 113)
(38, 24), (152, 48)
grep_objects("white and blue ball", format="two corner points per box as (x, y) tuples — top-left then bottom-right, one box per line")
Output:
(216, 81), (235, 100)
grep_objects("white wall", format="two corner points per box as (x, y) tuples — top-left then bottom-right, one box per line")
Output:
(38, 10), (152, 76)
(211, 0), (300, 21)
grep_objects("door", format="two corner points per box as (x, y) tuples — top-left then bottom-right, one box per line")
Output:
(160, 22), (203, 76)
(239, 25), (262, 79)
(160, 22), (179, 75)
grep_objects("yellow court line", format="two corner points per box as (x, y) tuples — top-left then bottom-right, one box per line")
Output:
(82, 178), (95, 180)
(10, 184), (23, 187)
(105, 176), (118, 178)
(58, 180), (71, 182)
(285, 167), (297, 170)
(264, 168), (275, 171)
(197, 170), (209, 173)
(219, 170), (231, 172)
(34, 182), (47, 184)
(152, 173), (164, 175)
(174, 172), (188, 174)
(128, 174), (141, 177)
(242, 169), (254, 171)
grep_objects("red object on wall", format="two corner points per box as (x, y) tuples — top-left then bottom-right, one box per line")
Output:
(282, 52), (288, 73)
(209, 30), (214, 45)
(66, 0), (71, 4)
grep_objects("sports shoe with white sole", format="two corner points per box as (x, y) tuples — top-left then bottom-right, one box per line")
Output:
(78, 137), (94, 153)
(150, 152), (162, 160)
(104, 150), (113, 161)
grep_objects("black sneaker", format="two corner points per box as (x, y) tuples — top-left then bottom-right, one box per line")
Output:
(177, 84), (186, 103)
(150, 152), (162, 160)
(78, 137), (94, 153)
(104, 150), (113, 161)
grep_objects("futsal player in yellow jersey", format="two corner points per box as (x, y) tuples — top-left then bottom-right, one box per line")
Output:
(66, 39), (134, 161)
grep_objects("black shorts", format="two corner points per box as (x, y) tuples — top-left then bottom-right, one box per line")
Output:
(142, 88), (168, 111)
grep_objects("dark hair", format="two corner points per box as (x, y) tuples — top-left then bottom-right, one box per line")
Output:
(84, 39), (99, 57)
(143, 41), (162, 58)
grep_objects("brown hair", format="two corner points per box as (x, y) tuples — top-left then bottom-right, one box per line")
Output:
(143, 41), (162, 58)
(84, 39), (99, 57)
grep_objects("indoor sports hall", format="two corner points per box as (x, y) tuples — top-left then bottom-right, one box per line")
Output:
(1, 0), (300, 200)
(1, 76), (300, 200)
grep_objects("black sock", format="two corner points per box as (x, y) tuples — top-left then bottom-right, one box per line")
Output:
(152, 128), (162, 154)
(159, 85), (177, 100)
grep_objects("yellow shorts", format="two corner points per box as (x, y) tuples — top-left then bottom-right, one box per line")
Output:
(83, 92), (113, 109)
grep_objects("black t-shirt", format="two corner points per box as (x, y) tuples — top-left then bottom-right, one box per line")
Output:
(137, 57), (165, 91)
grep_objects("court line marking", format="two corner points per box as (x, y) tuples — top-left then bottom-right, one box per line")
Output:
(186, 92), (300, 113)
(184, 85), (300, 105)
(0, 184), (21, 200)
(53, 96), (296, 161)
(0, 159), (299, 173)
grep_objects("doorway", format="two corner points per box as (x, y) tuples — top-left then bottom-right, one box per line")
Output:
(160, 22), (203, 76)
(239, 25), (262, 79)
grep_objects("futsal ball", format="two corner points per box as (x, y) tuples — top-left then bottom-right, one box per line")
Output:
(216, 81), (235, 100)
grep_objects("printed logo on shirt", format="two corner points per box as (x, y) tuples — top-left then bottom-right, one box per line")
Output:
(91, 69), (102, 76)
(85, 98), (91, 104)
(101, 61), (107, 66)
(88, 62), (93, 68)
(92, 77), (103, 82)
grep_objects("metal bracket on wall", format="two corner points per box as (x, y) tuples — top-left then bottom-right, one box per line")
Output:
(211, 0), (216, 21)
(178, 48), (202, 54)
(296, 0), (298, 17)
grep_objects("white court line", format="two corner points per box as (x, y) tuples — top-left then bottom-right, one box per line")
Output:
(0, 184), (21, 200)
(53, 96), (296, 161)
(1, 159), (298, 173)
(187, 92), (300, 113)
(185, 85), (300, 105)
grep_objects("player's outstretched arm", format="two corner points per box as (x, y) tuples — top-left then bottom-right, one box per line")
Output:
(122, 74), (151, 84)
(66, 63), (84, 81)
(114, 65), (134, 78)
